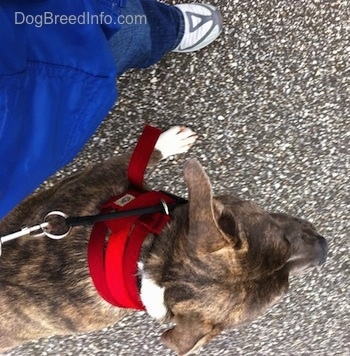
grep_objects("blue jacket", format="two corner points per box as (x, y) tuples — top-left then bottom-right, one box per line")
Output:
(0, 0), (121, 218)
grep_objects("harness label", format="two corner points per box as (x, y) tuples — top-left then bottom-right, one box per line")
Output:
(114, 194), (136, 207)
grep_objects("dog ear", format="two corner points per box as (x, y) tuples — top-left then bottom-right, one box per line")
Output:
(184, 159), (231, 253)
(161, 314), (221, 355)
(217, 211), (249, 251)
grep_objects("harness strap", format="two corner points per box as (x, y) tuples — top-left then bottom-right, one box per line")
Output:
(88, 125), (175, 310)
(127, 125), (162, 189)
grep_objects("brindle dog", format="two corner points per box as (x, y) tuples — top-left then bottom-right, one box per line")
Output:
(0, 126), (327, 355)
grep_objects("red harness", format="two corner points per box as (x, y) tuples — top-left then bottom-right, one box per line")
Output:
(87, 125), (176, 310)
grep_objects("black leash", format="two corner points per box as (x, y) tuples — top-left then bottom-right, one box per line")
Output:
(65, 192), (188, 228)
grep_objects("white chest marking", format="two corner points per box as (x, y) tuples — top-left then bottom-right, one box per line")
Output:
(139, 265), (167, 320)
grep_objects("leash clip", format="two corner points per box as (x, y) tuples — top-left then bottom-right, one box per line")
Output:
(0, 211), (72, 257)
(0, 222), (50, 257)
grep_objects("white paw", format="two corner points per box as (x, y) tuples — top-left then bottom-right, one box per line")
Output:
(155, 126), (197, 159)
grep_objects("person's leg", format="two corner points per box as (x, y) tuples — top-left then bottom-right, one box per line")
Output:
(138, 0), (184, 63)
(108, 0), (223, 76)
(108, 0), (183, 76)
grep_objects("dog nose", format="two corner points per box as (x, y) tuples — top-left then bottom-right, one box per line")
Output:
(317, 235), (328, 265)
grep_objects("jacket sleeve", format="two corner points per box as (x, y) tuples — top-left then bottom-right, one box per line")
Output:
(0, 0), (121, 219)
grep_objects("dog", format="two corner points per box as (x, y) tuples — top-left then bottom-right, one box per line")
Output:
(0, 126), (327, 355)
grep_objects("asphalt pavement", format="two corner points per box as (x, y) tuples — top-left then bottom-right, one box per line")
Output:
(5, 0), (349, 355)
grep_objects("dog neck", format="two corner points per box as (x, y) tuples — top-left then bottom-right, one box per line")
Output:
(138, 205), (188, 321)
(87, 187), (186, 310)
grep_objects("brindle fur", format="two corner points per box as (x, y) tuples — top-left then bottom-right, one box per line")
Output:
(0, 148), (327, 355)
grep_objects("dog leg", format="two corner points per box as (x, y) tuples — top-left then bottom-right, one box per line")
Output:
(137, 125), (196, 171)
(155, 126), (197, 160)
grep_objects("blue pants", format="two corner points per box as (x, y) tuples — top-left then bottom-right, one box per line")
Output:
(108, 0), (184, 76)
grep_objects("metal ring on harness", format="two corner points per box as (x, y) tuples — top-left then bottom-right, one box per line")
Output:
(43, 211), (72, 240)
(160, 199), (169, 215)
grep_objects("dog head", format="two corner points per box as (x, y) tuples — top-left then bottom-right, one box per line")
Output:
(159, 159), (327, 355)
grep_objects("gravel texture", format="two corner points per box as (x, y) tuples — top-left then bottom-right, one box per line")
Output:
(4, 0), (349, 355)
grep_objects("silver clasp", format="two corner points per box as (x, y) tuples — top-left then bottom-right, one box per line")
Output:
(0, 211), (72, 257)
(0, 222), (50, 257)
(1, 222), (50, 243)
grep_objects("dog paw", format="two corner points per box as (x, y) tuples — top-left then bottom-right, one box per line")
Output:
(155, 126), (197, 159)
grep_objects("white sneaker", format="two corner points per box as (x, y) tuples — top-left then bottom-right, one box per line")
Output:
(172, 3), (223, 53)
